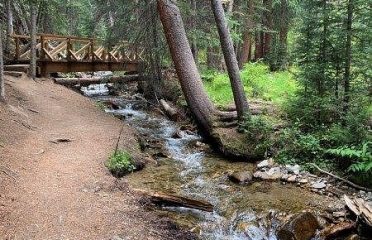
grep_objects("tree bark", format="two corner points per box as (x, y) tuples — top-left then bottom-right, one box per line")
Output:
(135, 190), (214, 212)
(238, 0), (254, 69)
(190, 0), (198, 64)
(157, 0), (216, 134)
(0, 22), (5, 101)
(263, 0), (273, 57)
(343, 0), (353, 116)
(211, 0), (249, 120)
(30, 4), (38, 80)
(278, 0), (289, 70)
(5, 0), (14, 55)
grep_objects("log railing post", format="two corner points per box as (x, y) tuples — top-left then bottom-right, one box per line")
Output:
(90, 39), (95, 62)
(40, 36), (45, 60)
(67, 38), (72, 61)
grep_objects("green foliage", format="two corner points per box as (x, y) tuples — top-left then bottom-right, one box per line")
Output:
(202, 63), (297, 106)
(327, 142), (372, 174)
(105, 150), (136, 178)
(275, 126), (324, 165)
(95, 101), (106, 111)
(238, 114), (274, 157)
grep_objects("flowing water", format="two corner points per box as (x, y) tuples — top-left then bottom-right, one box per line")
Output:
(84, 85), (334, 240)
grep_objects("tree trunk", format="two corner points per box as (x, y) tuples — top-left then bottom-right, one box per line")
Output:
(211, 0), (249, 119)
(238, 0), (254, 68)
(157, 0), (216, 134)
(343, 0), (353, 116)
(227, 0), (234, 13)
(190, 0), (198, 64)
(277, 0), (289, 70)
(255, 31), (264, 60)
(5, 0), (14, 55)
(30, 4), (38, 80)
(263, 0), (273, 57)
(0, 22), (5, 101)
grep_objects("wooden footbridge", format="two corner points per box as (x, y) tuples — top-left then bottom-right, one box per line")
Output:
(7, 33), (143, 77)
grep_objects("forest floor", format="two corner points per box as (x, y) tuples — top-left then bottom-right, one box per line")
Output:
(0, 75), (193, 240)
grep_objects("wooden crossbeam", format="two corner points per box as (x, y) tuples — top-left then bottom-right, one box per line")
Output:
(20, 43), (41, 59)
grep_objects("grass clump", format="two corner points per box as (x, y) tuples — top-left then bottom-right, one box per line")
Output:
(105, 150), (136, 178)
(202, 62), (297, 107)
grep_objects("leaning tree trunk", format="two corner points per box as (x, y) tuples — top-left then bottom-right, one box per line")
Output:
(211, 0), (249, 120)
(0, 22), (5, 101)
(30, 4), (37, 80)
(157, 0), (216, 133)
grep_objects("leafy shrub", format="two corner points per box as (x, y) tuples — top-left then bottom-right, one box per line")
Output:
(238, 114), (273, 157)
(105, 150), (136, 178)
(326, 142), (372, 174)
(275, 126), (325, 165)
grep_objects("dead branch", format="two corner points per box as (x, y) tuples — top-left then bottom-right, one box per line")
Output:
(309, 163), (372, 192)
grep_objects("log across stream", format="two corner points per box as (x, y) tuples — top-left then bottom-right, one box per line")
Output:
(83, 85), (342, 239)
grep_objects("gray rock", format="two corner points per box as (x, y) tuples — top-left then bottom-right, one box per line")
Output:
(257, 158), (274, 168)
(286, 164), (301, 175)
(229, 171), (253, 184)
(281, 174), (290, 181)
(312, 182), (326, 189)
(254, 167), (283, 180)
(299, 178), (309, 184)
(287, 175), (297, 183)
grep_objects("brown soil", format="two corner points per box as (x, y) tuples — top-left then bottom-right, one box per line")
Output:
(0, 75), (194, 240)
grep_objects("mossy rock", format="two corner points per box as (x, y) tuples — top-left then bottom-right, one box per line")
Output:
(212, 127), (266, 161)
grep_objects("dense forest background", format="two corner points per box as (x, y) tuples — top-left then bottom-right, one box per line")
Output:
(0, 0), (371, 186)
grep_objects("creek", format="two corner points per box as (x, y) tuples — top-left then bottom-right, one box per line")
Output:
(83, 84), (334, 240)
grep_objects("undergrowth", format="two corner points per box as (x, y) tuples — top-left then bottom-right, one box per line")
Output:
(202, 62), (297, 107)
(105, 150), (136, 178)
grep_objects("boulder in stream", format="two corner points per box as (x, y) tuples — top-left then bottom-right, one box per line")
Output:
(257, 158), (274, 168)
(229, 171), (253, 184)
(277, 212), (319, 240)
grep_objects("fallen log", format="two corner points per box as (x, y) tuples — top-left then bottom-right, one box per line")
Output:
(319, 221), (356, 240)
(135, 189), (214, 212)
(54, 75), (141, 87)
(344, 195), (372, 227)
(159, 99), (179, 121)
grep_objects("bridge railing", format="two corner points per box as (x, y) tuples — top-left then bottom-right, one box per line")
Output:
(9, 33), (143, 63)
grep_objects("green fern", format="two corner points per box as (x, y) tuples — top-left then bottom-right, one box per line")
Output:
(326, 142), (372, 174)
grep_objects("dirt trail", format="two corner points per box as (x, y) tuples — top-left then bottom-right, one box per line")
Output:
(0, 76), (191, 240)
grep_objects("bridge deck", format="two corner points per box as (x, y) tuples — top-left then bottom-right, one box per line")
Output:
(8, 33), (143, 76)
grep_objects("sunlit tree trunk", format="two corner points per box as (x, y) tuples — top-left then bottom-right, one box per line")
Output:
(211, 0), (249, 119)
(157, 0), (216, 133)
(30, 4), (37, 80)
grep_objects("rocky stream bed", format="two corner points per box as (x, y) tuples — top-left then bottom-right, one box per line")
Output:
(82, 83), (371, 240)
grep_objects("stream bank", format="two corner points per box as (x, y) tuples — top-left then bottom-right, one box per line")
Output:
(81, 83), (372, 240)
